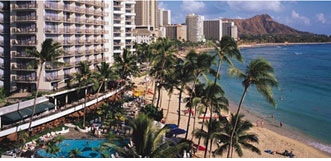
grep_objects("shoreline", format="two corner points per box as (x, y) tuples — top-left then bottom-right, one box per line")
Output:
(238, 42), (331, 49)
(227, 100), (331, 157)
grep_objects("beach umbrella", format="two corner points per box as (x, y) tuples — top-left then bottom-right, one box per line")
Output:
(169, 128), (186, 135)
(165, 124), (178, 129)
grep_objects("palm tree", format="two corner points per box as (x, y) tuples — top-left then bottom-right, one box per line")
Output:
(27, 39), (64, 132)
(102, 114), (190, 158)
(213, 114), (261, 158)
(174, 56), (195, 127)
(92, 62), (119, 107)
(228, 58), (278, 157)
(18, 131), (29, 157)
(194, 118), (224, 158)
(75, 61), (93, 128)
(113, 48), (139, 87)
(149, 38), (176, 107)
(69, 148), (82, 158)
(195, 80), (228, 158)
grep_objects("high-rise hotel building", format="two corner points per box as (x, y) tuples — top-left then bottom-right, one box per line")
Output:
(186, 13), (204, 42)
(0, 0), (135, 93)
(112, 0), (136, 57)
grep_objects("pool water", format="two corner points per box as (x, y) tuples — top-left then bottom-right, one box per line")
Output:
(37, 139), (115, 158)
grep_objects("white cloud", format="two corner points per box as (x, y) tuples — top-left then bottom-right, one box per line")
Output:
(291, 10), (310, 25)
(227, 1), (283, 13)
(158, 2), (168, 10)
(316, 13), (326, 24)
(181, 0), (205, 13)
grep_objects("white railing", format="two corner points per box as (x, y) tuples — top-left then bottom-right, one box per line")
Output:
(0, 86), (124, 137)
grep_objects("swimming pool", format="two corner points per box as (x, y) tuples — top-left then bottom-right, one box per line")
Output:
(37, 139), (116, 158)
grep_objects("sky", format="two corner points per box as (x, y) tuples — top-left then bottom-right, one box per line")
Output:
(158, 0), (331, 35)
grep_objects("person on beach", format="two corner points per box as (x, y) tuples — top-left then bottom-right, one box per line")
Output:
(256, 120), (259, 127)
(280, 121), (283, 127)
(261, 121), (265, 128)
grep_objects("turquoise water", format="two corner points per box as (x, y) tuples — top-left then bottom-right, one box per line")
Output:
(212, 44), (331, 153)
(37, 139), (115, 158)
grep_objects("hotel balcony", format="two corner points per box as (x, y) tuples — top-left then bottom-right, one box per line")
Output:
(86, 19), (95, 24)
(63, 50), (75, 57)
(85, 29), (94, 34)
(11, 3), (38, 10)
(12, 16), (38, 22)
(75, 18), (86, 24)
(63, 62), (75, 69)
(63, 39), (75, 46)
(12, 51), (36, 59)
(13, 76), (37, 83)
(93, 58), (103, 64)
(94, 39), (101, 44)
(0, 63), (3, 69)
(45, 16), (64, 22)
(63, 5), (76, 12)
(12, 40), (37, 47)
(86, 39), (94, 45)
(102, 48), (109, 52)
(75, 28), (85, 34)
(102, 39), (109, 43)
(75, 39), (86, 45)
(74, 7), (85, 14)
(45, 28), (64, 34)
(0, 74), (4, 81)
(64, 28), (75, 34)
(12, 64), (37, 71)
(45, 64), (62, 71)
(75, 50), (85, 56)
(12, 27), (37, 34)
(45, 75), (63, 82)
(64, 73), (74, 79)
(44, 3), (64, 11)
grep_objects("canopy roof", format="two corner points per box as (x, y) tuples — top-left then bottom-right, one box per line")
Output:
(1, 102), (55, 125)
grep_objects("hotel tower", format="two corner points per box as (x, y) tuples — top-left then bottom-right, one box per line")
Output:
(0, 0), (135, 93)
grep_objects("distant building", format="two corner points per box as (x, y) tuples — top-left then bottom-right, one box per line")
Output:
(157, 8), (171, 27)
(203, 20), (222, 41)
(186, 13), (204, 42)
(135, 0), (158, 29)
(134, 29), (154, 44)
(222, 21), (238, 40)
(165, 24), (187, 41)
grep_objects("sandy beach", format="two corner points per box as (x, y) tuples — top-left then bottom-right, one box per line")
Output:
(133, 76), (331, 158)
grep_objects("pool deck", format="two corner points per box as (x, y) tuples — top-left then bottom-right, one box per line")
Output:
(61, 127), (103, 140)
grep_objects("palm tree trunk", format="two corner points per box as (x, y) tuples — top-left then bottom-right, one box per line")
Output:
(177, 86), (183, 127)
(28, 62), (43, 132)
(83, 89), (88, 128)
(184, 76), (199, 140)
(227, 86), (249, 158)
(156, 85), (161, 108)
(152, 80), (157, 105)
(197, 106), (208, 151)
(94, 81), (104, 107)
(166, 94), (172, 119)
(209, 138), (213, 157)
(204, 103), (213, 158)
(191, 103), (200, 141)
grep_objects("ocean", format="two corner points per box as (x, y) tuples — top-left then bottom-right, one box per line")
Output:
(210, 44), (331, 154)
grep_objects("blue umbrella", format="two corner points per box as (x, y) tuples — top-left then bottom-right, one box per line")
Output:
(165, 124), (178, 129)
(169, 128), (186, 135)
